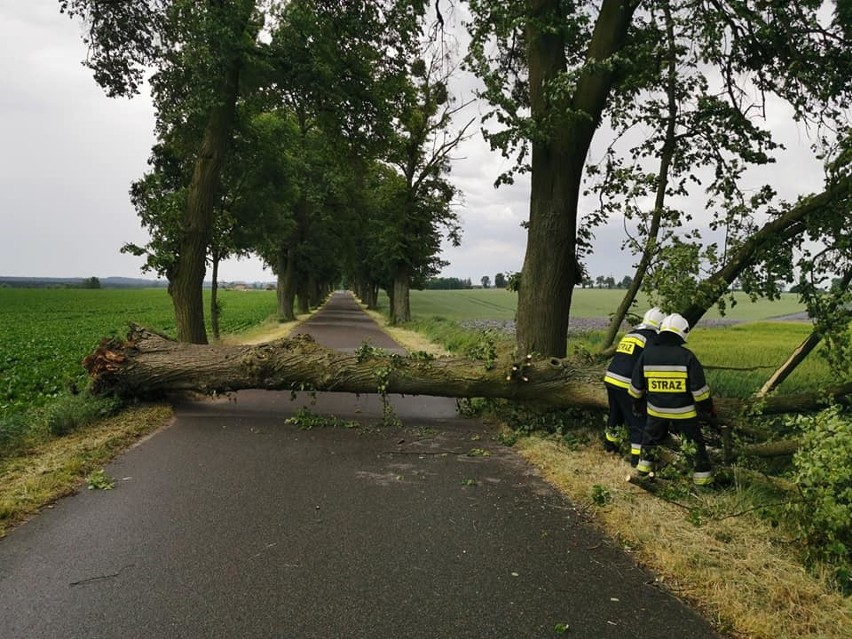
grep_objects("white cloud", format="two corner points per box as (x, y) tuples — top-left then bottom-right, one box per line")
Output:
(0, 1), (273, 282)
(0, 1), (154, 278)
(0, 1), (835, 287)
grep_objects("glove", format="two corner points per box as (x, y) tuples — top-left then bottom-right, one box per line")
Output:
(698, 399), (716, 420)
(699, 402), (720, 431)
(632, 400), (645, 418)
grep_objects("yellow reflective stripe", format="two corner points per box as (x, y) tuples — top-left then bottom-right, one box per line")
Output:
(692, 386), (711, 402)
(647, 406), (697, 420)
(643, 365), (687, 373)
(636, 459), (653, 473)
(620, 335), (646, 348)
(630, 445), (641, 456)
(644, 370), (687, 379)
(693, 471), (714, 486)
(628, 385), (643, 399)
(604, 373), (631, 389)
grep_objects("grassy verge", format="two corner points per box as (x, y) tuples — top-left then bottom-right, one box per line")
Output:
(217, 311), (311, 345)
(0, 404), (172, 538)
(517, 435), (851, 639)
(362, 304), (851, 639)
(360, 308), (453, 357)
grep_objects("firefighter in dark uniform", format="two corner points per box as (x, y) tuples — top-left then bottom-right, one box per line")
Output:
(603, 307), (665, 467)
(628, 313), (715, 486)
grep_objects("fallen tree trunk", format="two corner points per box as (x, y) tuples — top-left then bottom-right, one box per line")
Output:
(84, 326), (609, 407)
(83, 326), (850, 423)
(741, 440), (800, 458)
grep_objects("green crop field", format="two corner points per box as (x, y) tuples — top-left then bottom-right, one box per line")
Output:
(688, 322), (831, 397)
(376, 288), (831, 397)
(379, 288), (808, 322)
(0, 288), (277, 417)
(0, 286), (830, 421)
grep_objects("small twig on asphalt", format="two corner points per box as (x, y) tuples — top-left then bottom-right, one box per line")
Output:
(380, 449), (463, 455)
(69, 564), (135, 587)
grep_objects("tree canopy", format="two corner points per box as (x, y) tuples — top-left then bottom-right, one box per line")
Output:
(463, 0), (851, 358)
(63, 0), (852, 372)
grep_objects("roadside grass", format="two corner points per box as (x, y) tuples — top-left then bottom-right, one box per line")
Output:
(517, 434), (852, 639)
(361, 311), (453, 357)
(395, 316), (513, 360)
(218, 310), (311, 345)
(0, 404), (172, 537)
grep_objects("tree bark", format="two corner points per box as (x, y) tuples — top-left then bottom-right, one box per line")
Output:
(211, 255), (221, 340)
(391, 264), (411, 324)
(276, 250), (297, 321)
(363, 283), (378, 310)
(517, 0), (639, 358)
(168, 0), (255, 344)
(755, 332), (822, 398)
(297, 281), (310, 315)
(741, 440), (800, 458)
(169, 17), (236, 342)
(82, 327), (604, 405)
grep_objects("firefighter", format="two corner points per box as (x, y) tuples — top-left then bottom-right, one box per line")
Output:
(603, 307), (665, 467)
(628, 313), (715, 486)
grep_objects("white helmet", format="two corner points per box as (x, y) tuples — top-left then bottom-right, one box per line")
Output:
(637, 307), (665, 332)
(660, 313), (690, 341)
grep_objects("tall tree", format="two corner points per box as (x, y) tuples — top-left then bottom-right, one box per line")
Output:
(466, 0), (852, 358)
(383, 55), (470, 324)
(154, 0), (259, 343)
(467, 0), (639, 357)
(62, 0), (262, 343)
(264, 0), (431, 319)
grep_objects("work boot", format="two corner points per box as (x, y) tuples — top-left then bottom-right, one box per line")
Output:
(603, 430), (620, 454)
(636, 456), (654, 477)
(692, 469), (715, 489)
(630, 443), (642, 468)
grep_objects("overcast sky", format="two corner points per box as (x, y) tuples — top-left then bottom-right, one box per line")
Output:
(0, 1), (829, 284)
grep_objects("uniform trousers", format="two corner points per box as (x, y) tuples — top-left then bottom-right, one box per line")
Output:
(640, 416), (712, 473)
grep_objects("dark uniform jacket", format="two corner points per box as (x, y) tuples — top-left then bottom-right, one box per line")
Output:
(628, 332), (712, 420)
(603, 326), (658, 391)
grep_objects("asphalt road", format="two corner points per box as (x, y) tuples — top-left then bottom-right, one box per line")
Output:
(0, 292), (720, 639)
